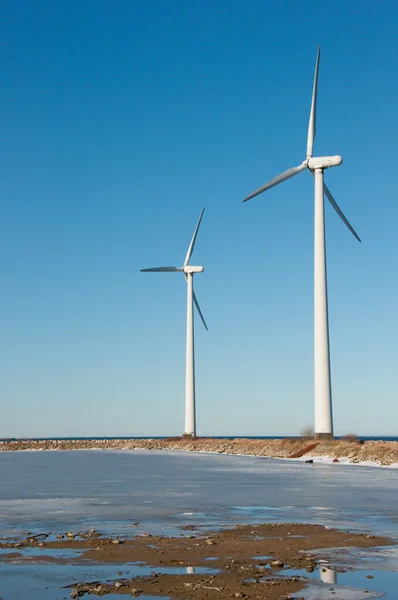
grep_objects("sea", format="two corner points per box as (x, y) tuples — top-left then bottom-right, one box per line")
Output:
(0, 449), (397, 599)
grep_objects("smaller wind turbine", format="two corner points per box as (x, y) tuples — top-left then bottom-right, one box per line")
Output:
(141, 208), (207, 438)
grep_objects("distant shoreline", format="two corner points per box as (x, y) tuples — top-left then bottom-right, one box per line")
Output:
(2, 434), (396, 441)
(1, 437), (397, 466)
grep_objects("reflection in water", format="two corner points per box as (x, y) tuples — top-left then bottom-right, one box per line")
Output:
(320, 565), (337, 584)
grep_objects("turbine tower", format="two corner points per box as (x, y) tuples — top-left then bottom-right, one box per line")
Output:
(141, 208), (207, 438)
(243, 47), (361, 440)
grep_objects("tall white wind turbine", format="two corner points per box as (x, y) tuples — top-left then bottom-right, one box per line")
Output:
(141, 208), (207, 438)
(243, 47), (361, 439)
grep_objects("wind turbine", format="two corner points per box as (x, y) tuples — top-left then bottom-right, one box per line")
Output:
(141, 208), (207, 438)
(243, 47), (361, 440)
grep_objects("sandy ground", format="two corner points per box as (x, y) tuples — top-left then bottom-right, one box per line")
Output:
(0, 523), (393, 599)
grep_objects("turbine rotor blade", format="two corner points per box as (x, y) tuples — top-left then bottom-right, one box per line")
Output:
(140, 266), (183, 272)
(184, 207), (205, 266)
(323, 183), (361, 242)
(306, 46), (320, 159)
(193, 290), (208, 331)
(243, 163), (306, 202)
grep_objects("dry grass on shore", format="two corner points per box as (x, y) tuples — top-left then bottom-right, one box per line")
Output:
(1, 436), (397, 465)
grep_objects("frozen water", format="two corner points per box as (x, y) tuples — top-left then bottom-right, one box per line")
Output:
(310, 545), (398, 572)
(0, 449), (397, 599)
(0, 449), (397, 537)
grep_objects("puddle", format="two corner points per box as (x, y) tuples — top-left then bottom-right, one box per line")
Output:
(0, 561), (217, 600)
(0, 546), (84, 562)
(0, 544), (218, 600)
(0, 545), (219, 575)
(252, 555), (271, 560)
(272, 565), (398, 599)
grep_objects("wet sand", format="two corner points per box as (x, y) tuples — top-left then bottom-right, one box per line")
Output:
(0, 523), (393, 599)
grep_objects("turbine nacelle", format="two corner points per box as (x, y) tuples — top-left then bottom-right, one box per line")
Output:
(140, 208), (208, 331)
(307, 155), (343, 170)
(242, 47), (360, 243)
(183, 265), (204, 274)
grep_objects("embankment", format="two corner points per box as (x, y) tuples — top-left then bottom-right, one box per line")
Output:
(1, 437), (397, 466)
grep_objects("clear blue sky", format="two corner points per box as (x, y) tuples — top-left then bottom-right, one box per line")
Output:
(1, 1), (397, 438)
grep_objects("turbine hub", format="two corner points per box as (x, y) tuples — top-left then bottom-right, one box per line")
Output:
(307, 155), (343, 170)
(184, 265), (204, 274)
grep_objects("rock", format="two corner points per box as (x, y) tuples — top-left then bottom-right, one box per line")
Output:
(115, 581), (124, 588)
(117, 570), (123, 575)
(333, 458), (339, 462)
(130, 588), (143, 595)
(271, 559), (284, 568)
(66, 532), (75, 538)
(56, 534), (64, 539)
(38, 542), (44, 547)
(112, 538), (122, 544)
(206, 539), (216, 545)
(70, 589), (83, 598)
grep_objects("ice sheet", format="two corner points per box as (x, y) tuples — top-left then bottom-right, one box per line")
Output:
(1, 450), (397, 599)
(1, 449), (397, 538)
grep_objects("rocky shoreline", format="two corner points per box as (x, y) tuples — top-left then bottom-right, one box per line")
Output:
(1, 437), (398, 466)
